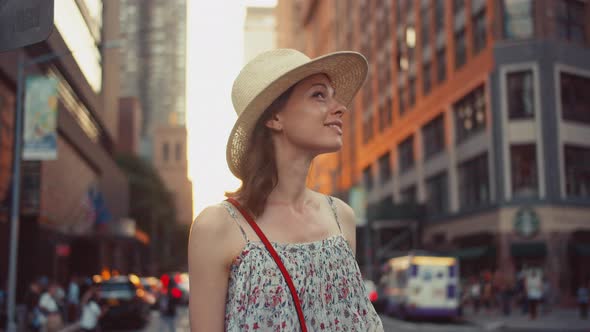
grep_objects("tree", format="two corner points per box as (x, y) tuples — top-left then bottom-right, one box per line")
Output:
(115, 153), (180, 273)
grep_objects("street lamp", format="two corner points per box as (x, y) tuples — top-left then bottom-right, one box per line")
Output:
(5, 41), (120, 332)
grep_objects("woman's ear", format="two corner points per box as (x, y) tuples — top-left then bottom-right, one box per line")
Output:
(265, 113), (282, 131)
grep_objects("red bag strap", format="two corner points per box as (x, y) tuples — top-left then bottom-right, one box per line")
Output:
(226, 198), (307, 332)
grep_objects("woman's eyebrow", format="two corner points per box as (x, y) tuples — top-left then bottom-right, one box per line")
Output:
(310, 83), (335, 95)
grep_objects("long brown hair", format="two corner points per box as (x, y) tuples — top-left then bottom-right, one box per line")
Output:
(226, 86), (295, 217)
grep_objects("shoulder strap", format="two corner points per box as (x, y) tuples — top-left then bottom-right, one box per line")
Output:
(221, 201), (249, 242)
(326, 195), (343, 234)
(226, 198), (307, 332)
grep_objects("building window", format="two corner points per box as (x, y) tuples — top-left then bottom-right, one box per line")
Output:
(511, 144), (538, 198)
(363, 166), (373, 192)
(458, 153), (490, 209)
(400, 185), (417, 203)
(399, 86), (406, 115)
(435, 0), (445, 32)
(454, 85), (486, 144)
(421, 6), (431, 49)
(379, 152), (391, 183)
(399, 135), (415, 173)
(386, 96), (393, 126)
(472, 7), (487, 54)
(503, 0), (534, 39)
(455, 29), (466, 69)
(426, 172), (448, 214)
(437, 48), (446, 83)
(408, 78), (416, 107)
(175, 143), (182, 161)
(565, 145), (590, 198)
(507, 70), (535, 119)
(163, 142), (169, 162)
(556, 0), (586, 43)
(422, 114), (445, 159)
(423, 62), (432, 96)
(453, 0), (465, 15)
(561, 72), (590, 124)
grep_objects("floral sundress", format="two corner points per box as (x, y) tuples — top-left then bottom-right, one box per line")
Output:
(221, 196), (384, 331)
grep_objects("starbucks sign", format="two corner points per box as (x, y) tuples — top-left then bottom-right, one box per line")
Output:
(514, 207), (540, 238)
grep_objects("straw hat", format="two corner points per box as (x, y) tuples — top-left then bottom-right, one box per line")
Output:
(227, 48), (368, 178)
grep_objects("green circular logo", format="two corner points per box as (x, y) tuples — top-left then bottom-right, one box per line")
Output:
(514, 207), (540, 238)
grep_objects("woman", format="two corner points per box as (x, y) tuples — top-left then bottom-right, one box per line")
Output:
(188, 49), (383, 331)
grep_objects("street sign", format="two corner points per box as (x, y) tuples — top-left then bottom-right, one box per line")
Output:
(0, 0), (54, 52)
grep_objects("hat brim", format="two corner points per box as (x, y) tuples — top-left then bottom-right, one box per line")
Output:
(226, 51), (368, 178)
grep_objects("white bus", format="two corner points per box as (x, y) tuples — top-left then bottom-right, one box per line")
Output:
(378, 254), (460, 319)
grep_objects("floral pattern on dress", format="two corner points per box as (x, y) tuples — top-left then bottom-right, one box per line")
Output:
(224, 233), (384, 331)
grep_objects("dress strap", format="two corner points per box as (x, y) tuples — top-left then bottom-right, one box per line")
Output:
(221, 201), (249, 242)
(326, 195), (343, 234)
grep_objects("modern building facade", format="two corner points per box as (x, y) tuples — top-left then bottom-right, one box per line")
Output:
(118, 0), (187, 158)
(277, 0), (590, 303)
(118, 0), (193, 225)
(0, 0), (149, 297)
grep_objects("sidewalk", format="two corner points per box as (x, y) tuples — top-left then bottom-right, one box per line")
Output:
(462, 307), (590, 331)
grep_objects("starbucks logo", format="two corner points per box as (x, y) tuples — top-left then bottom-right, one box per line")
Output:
(514, 207), (540, 238)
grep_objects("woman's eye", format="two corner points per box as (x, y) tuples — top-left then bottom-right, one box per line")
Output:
(313, 91), (326, 99)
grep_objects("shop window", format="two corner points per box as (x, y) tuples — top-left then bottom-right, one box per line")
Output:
(399, 135), (415, 173)
(560, 72), (590, 124)
(422, 114), (445, 159)
(511, 144), (538, 198)
(565, 145), (590, 198)
(503, 0), (534, 39)
(426, 171), (448, 214)
(458, 153), (490, 208)
(454, 85), (486, 144)
(379, 152), (391, 183)
(507, 70), (535, 119)
(556, 0), (586, 43)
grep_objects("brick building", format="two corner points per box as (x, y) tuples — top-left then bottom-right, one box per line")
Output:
(277, 0), (590, 302)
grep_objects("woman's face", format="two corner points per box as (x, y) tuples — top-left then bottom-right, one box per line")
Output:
(267, 74), (347, 155)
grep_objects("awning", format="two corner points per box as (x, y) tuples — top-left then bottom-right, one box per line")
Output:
(448, 246), (495, 260)
(511, 242), (547, 257)
(574, 243), (590, 256)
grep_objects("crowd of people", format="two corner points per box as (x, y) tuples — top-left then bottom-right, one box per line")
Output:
(21, 275), (105, 332)
(461, 269), (590, 320)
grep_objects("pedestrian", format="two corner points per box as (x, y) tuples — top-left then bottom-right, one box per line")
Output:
(470, 277), (482, 314)
(500, 278), (513, 316)
(67, 275), (80, 322)
(24, 280), (42, 331)
(159, 276), (178, 332)
(542, 277), (552, 314)
(578, 281), (589, 320)
(38, 283), (64, 332)
(79, 286), (107, 332)
(188, 49), (383, 331)
(525, 269), (543, 320)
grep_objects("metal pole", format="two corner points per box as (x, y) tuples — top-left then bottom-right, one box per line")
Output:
(6, 53), (26, 332)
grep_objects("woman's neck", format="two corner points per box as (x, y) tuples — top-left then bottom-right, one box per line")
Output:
(268, 146), (314, 209)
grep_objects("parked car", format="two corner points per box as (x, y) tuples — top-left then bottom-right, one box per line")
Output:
(140, 276), (162, 309)
(160, 272), (189, 306)
(96, 275), (152, 329)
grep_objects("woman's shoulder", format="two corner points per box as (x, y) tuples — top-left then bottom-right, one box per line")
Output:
(190, 202), (236, 237)
(189, 201), (246, 267)
(308, 190), (356, 229)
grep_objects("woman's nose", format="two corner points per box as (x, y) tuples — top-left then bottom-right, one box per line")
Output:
(331, 101), (347, 117)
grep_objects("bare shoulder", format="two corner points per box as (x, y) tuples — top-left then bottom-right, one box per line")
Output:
(188, 203), (243, 266)
(330, 196), (356, 229)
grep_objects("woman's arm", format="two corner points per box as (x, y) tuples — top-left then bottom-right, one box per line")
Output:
(188, 204), (243, 331)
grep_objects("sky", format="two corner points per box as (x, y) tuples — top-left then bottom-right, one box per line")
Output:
(186, 0), (277, 217)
